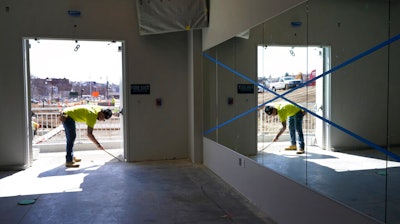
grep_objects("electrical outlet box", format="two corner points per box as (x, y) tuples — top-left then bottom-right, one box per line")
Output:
(238, 158), (245, 168)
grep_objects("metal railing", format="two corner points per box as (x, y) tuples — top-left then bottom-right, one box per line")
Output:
(257, 103), (316, 135)
(32, 104), (316, 145)
(32, 107), (122, 144)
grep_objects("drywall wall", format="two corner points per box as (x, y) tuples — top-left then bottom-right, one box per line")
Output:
(0, 0), (194, 168)
(388, 1), (400, 145)
(201, 1), (400, 222)
(202, 0), (306, 51)
(306, 0), (397, 149)
(203, 138), (380, 224)
(202, 36), (258, 156)
(204, 0), (400, 154)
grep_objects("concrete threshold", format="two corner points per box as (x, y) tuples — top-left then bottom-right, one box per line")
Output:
(34, 140), (122, 153)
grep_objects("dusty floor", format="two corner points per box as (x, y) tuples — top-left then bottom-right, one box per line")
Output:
(253, 141), (400, 223)
(2, 143), (399, 223)
(0, 149), (275, 224)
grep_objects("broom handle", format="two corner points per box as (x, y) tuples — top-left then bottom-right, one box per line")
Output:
(103, 149), (123, 162)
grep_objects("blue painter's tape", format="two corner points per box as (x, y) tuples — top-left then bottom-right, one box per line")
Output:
(203, 33), (400, 161)
(281, 33), (400, 97)
(275, 95), (400, 162)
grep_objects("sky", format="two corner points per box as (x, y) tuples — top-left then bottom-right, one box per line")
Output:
(29, 39), (122, 85)
(257, 46), (323, 78)
(29, 40), (323, 84)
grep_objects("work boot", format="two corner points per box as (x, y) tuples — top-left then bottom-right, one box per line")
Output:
(296, 148), (305, 154)
(73, 157), (82, 162)
(65, 161), (80, 168)
(285, 145), (297, 150)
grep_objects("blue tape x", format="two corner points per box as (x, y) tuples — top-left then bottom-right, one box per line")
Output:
(203, 33), (400, 162)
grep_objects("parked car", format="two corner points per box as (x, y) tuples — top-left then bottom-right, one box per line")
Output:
(269, 77), (302, 91)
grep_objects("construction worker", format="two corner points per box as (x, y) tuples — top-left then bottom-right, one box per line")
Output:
(264, 102), (305, 154)
(32, 120), (40, 135)
(60, 105), (112, 167)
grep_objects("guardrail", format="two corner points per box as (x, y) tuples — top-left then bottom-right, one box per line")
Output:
(32, 106), (122, 144)
(32, 104), (316, 144)
(258, 103), (316, 135)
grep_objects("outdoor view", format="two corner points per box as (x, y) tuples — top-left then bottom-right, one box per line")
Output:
(257, 46), (322, 146)
(28, 39), (123, 151)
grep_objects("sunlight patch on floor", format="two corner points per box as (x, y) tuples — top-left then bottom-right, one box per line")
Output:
(0, 171), (87, 197)
(257, 141), (400, 172)
(0, 150), (122, 197)
(306, 148), (400, 172)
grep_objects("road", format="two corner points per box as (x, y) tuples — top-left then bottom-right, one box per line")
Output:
(258, 85), (316, 105)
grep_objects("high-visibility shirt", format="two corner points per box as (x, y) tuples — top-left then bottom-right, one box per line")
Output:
(63, 105), (101, 128)
(274, 102), (301, 122)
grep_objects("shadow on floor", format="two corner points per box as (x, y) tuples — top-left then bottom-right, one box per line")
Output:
(0, 150), (275, 224)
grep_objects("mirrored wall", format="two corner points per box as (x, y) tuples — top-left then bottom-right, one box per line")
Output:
(203, 0), (400, 222)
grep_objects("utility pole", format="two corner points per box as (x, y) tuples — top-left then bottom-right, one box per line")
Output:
(106, 80), (109, 99)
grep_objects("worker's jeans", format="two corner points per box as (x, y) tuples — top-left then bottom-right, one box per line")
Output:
(288, 111), (304, 149)
(62, 117), (76, 162)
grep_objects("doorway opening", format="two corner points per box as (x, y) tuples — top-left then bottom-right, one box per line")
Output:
(24, 38), (125, 165)
(257, 45), (330, 150)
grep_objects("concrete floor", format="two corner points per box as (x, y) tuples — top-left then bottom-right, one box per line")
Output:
(0, 149), (275, 224)
(3, 143), (399, 223)
(253, 141), (400, 223)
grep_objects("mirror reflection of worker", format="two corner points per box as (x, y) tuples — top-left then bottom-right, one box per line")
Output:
(60, 105), (112, 168)
(264, 102), (305, 154)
